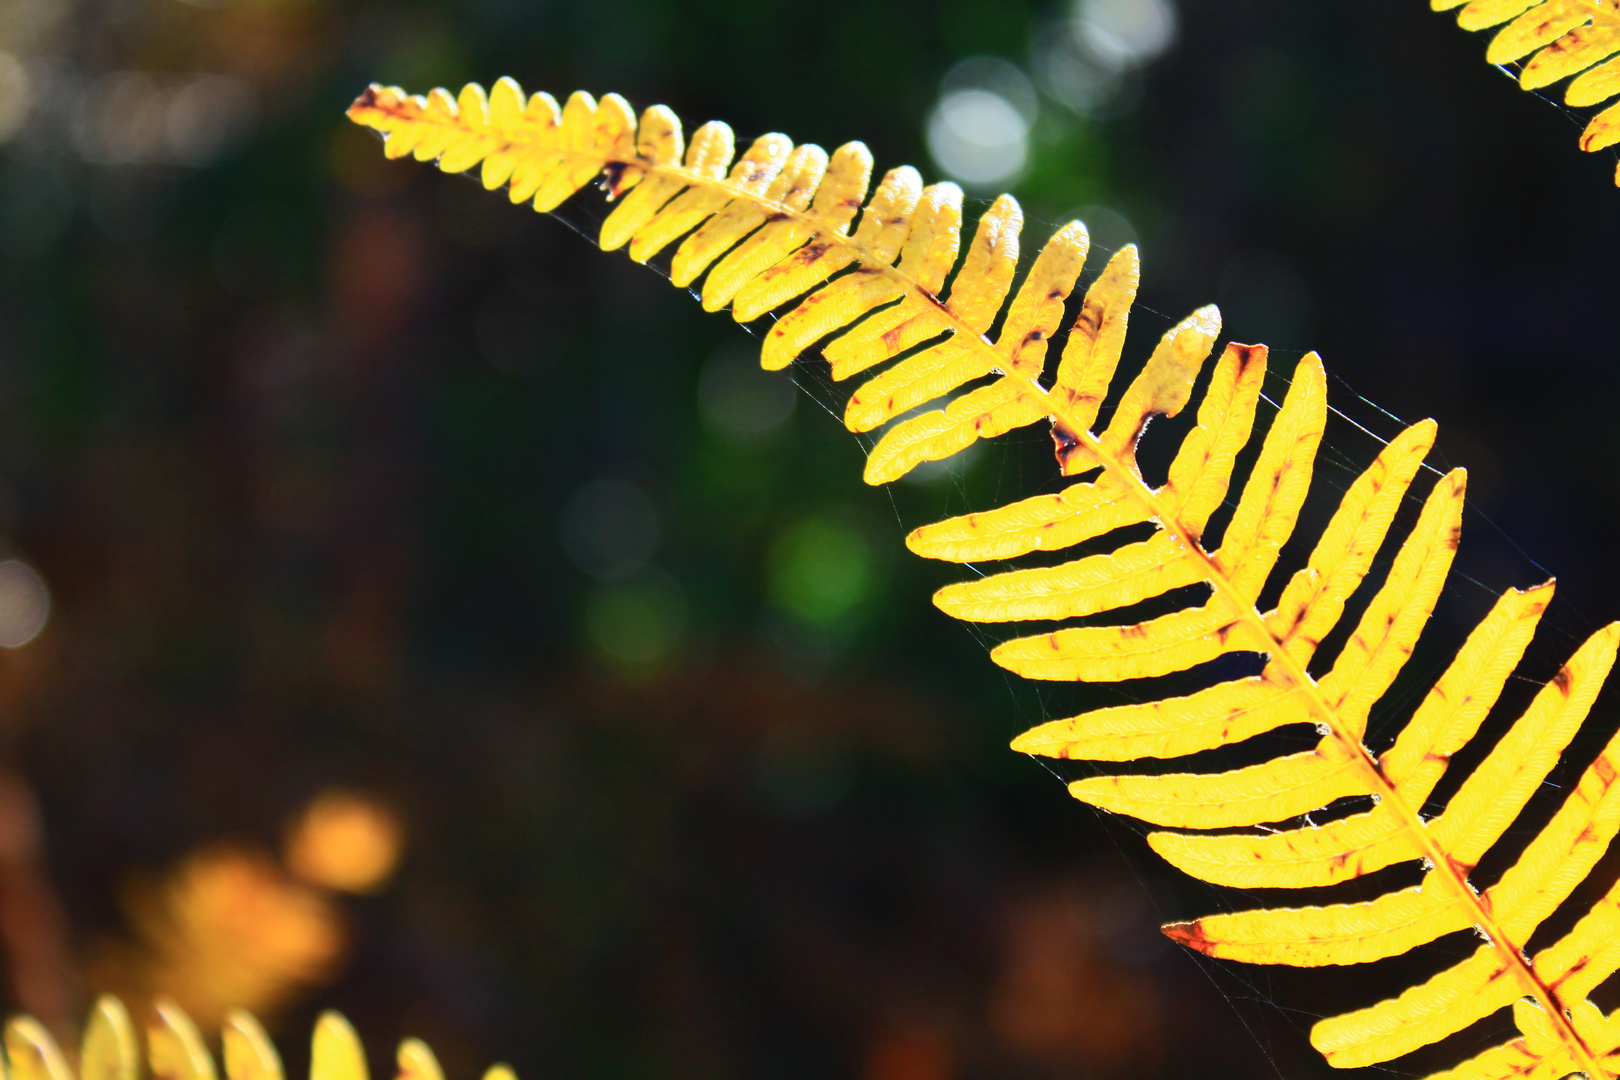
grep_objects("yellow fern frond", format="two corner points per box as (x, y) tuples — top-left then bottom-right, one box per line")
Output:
(1433, 0), (1620, 185)
(347, 80), (1620, 1079)
(6, 995), (510, 1080)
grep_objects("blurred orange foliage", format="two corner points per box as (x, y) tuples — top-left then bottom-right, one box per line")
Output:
(988, 878), (1161, 1078)
(285, 790), (403, 894)
(87, 789), (402, 1030)
(91, 846), (343, 1030)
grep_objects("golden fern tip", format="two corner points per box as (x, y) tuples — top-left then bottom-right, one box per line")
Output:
(348, 76), (1620, 1079)
(1432, 0), (1620, 186)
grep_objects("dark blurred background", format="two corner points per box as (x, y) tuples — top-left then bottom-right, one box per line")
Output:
(0, 0), (1618, 1078)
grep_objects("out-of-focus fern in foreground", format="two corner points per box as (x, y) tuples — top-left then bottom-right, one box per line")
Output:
(6, 996), (512, 1080)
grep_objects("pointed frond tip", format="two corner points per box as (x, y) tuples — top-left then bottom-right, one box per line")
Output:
(6, 996), (515, 1080)
(1432, 0), (1620, 186)
(349, 78), (1620, 1079)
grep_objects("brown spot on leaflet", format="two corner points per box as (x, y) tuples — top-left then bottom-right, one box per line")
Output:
(1051, 423), (1083, 470)
(1594, 754), (1617, 787)
(1227, 342), (1267, 374)
(1162, 920), (1215, 954)
(601, 161), (632, 197)
(1556, 956), (1590, 989)
(1071, 299), (1103, 342)
(349, 85), (383, 117)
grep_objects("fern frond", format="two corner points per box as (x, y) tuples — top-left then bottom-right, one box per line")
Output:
(1433, 0), (1620, 185)
(7, 994), (510, 1080)
(348, 80), (1620, 1079)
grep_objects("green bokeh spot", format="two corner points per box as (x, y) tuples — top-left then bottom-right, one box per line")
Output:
(585, 571), (685, 667)
(767, 517), (872, 629)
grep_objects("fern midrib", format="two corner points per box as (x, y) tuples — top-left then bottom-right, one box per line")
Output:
(385, 100), (1605, 1072)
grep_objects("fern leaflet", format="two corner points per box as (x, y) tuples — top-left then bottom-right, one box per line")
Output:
(1434, 0), (1620, 186)
(348, 80), (1620, 1078)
